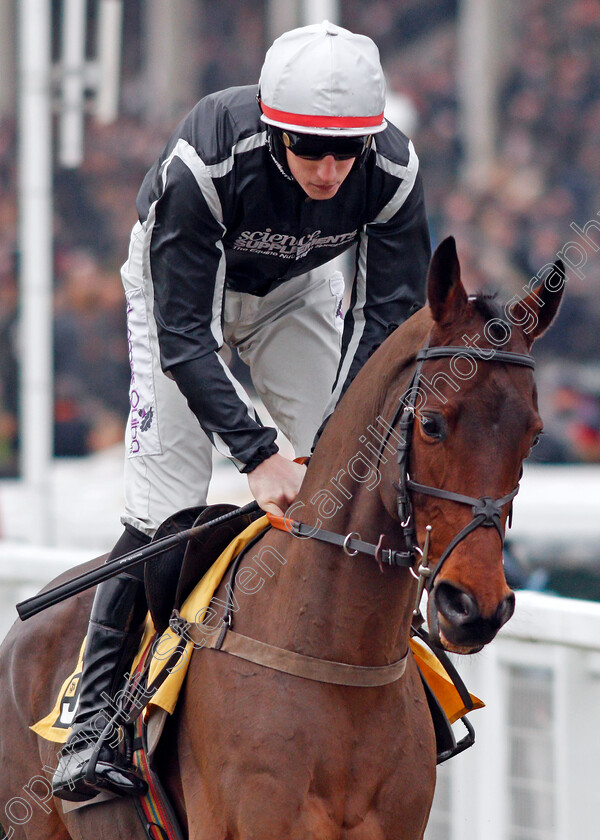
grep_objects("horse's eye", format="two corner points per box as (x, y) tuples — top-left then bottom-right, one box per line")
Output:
(525, 430), (544, 459)
(419, 413), (446, 441)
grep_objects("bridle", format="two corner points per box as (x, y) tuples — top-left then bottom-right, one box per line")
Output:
(165, 332), (537, 755)
(382, 339), (535, 591)
(269, 334), (536, 597)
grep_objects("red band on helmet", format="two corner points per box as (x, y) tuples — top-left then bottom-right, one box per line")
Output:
(260, 101), (384, 129)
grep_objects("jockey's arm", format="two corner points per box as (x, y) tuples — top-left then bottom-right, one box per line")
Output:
(325, 167), (430, 415)
(149, 159), (282, 474)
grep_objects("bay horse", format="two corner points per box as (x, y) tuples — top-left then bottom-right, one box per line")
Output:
(0, 237), (564, 840)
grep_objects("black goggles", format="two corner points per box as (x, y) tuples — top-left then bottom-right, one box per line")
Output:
(281, 131), (371, 161)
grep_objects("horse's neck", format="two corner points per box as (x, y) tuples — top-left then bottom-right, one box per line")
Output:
(278, 452), (410, 664)
(251, 325), (426, 666)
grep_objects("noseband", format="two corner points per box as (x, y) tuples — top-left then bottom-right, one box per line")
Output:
(384, 341), (535, 588)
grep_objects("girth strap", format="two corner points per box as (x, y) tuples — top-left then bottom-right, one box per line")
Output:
(170, 612), (408, 687)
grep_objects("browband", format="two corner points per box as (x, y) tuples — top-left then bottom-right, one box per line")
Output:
(416, 346), (535, 369)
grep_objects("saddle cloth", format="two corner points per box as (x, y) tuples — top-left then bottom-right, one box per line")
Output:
(32, 515), (483, 743)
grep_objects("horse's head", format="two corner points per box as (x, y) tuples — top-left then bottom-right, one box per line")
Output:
(380, 237), (564, 654)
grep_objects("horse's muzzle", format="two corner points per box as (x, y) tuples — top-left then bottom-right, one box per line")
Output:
(429, 580), (515, 653)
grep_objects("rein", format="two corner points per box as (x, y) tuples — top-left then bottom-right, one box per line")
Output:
(265, 514), (415, 568)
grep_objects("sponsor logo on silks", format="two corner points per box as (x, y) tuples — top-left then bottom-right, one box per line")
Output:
(232, 227), (357, 259)
(125, 289), (162, 458)
(129, 396), (155, 455)
(139, 406), (154, 433)
(329, 271), (345, 336)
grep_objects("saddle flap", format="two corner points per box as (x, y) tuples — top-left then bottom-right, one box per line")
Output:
(174, 504), (263, 611)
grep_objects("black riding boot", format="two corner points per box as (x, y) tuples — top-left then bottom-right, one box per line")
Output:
(52, 526), (151, 802)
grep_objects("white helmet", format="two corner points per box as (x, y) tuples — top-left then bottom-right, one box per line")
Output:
(259, 20), (387, 137)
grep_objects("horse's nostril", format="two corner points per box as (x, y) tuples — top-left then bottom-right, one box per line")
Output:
(435, 581), (478, 625)
(454, 592), (474, 617)
(495, 591), (516, 628)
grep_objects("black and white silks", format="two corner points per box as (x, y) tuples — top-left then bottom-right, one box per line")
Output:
(136, 85), (431, 472)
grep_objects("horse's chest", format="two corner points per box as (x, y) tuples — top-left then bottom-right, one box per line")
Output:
(186, 655), (435, 839)
(230, 698), (434, 839)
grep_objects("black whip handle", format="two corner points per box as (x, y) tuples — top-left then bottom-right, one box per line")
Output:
(16, 501), (261, 621)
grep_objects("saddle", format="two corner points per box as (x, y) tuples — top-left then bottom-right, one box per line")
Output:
(144, 504), (477, 765)
(144, 502), (264, 635)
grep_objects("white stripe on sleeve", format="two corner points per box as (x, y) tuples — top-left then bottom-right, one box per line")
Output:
(323, 231), (368, 417)
(373, 140), (419, 224)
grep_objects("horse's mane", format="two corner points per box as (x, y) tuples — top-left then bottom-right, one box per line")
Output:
(321, 290), (517, 446)
(370, 305), (432, 393)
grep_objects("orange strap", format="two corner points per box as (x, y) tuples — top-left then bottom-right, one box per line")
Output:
(265, 512), (291, 532)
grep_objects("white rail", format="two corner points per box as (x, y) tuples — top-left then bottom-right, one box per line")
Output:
(427, 590), (600, 840)
(0, 543), (90, 642)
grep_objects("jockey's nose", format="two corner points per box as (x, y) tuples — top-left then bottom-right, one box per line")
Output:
(316, 154), (339, 180)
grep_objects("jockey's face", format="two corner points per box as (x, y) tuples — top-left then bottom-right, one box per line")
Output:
(285, 149), (355, 200)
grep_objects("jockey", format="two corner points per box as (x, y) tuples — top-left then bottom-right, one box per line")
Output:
(52, 20), (431, 801)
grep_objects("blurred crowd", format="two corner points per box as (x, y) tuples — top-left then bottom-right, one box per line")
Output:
(0, 116), (161, 475)
(1, 0), (599, 476)
(349, 0), (600, 464)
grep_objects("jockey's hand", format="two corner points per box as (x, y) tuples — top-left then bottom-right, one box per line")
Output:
(247, 453), (307, 516)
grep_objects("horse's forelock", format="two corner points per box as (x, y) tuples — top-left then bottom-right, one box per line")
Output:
(470, 291), (504, 322)
(469, 291), (532, 352)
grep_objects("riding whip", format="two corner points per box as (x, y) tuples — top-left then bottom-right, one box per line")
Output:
(16, 501), (261, 621)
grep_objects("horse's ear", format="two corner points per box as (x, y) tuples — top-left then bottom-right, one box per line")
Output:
(518, 260), (565, 347)
(427, 236), (468, 325)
